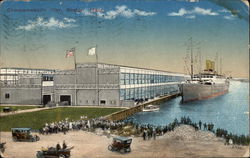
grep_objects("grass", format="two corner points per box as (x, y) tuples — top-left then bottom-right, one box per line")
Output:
(0, 107), (125, 131)
(0, 106), (39, 112)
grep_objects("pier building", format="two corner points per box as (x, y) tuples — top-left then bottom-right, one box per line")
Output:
(0, 63), (186, 106)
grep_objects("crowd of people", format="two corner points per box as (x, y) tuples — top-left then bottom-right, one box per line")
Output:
(124, 116), (250, 145)
(39, 115), (250, 146)
(40, 116), (125, 135)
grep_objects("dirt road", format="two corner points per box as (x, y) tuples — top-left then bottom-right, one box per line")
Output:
(1, 125), (248, 158)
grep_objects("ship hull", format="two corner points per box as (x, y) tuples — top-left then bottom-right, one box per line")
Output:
(181, 82), (229, 102)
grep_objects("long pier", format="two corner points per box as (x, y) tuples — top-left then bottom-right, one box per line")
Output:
(105, 93), (180, 121)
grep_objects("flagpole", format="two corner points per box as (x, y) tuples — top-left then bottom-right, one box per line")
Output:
(95, 45), (99, 106)
(74, 48), (77, 106)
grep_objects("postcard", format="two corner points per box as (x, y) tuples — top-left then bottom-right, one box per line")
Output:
(0, 0), (249, 158)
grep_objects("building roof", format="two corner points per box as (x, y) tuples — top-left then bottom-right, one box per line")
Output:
(0, 67), (55, 71)
(77, 62), (187, 75)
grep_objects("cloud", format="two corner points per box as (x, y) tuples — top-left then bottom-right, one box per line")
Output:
(193, 7), (218, 16)
(223, 15), (236, 20)
(168, 8), (187, 16)
(16, 17), (77, 31)
(168, 7), (219, 18)
(218, 9), (238, 20)
(82, 5), (156, 20)
(219, 9), (231, 13)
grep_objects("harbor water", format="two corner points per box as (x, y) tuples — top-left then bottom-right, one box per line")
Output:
(128, 81), (249, 136)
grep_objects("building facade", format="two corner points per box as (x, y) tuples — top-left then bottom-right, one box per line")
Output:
(0, 63), (186, 106)
(0, 68), (54, 105)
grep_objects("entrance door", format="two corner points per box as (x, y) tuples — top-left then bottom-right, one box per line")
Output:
(43, 95), (51, 105)
(60, 95), (71, 105)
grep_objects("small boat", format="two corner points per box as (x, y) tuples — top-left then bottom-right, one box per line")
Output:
(143, 105), (159, 112)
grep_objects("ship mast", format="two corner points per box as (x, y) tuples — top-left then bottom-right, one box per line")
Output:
(220, 56), (222, 75)
(190, 37), (194, 80)
(215, 52), (218, 74)
(197, 42), (202, 80)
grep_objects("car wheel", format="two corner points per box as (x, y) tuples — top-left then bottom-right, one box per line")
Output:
(108, 145), (113, 151)
(59, 154), (65, 158)
(120, 149), (125, 154)
(12, 137), (17, 142)
(36, 151), (43, 158)
(31, 138), (35, 142)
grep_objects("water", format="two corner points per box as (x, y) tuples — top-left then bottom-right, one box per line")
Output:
(128, 81), (249, 136)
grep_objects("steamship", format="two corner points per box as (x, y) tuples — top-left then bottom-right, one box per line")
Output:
(180, 60), (229, 102)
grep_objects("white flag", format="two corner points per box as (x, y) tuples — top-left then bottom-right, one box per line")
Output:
(88, 47), (96, 56)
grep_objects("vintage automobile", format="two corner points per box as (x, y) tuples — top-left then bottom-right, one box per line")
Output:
(2, 107), (12, 113)
(36, 146), (74, 158)
(108, 137), (132, 153)
(0, 142), (6, 158)
(11, 128), (40, 142)
(0, 142), (6, 153)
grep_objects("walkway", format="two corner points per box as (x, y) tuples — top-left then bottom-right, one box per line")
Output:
(0, 105), (127, 117)
(0, 107), (58, 117)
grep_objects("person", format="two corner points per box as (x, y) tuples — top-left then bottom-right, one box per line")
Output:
(56, 142), (61, 151)
(198, 120), (202, 130)
(203, 123), (207, 130)
(145, 129), (148, 140)
(153, 128), (156, 140)
(229, 138), (233, 147)
(63, 141), (67, 149)
(143, 129), (146, 140)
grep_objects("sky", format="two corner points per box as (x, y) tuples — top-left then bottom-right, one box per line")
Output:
(0, 0), (249, 78)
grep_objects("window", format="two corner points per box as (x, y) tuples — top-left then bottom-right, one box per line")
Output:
(120, 73), (125, 85)
(126, 88), (130, 99)
(134, 74), (138, 84)
(42, 75), (54, 81)
(100, 100), (106, 105)
(130, 73), (134, 84)
(120, 89), (125, 100)
(141, 74), (145, 84)
(5, 93), (10, 99)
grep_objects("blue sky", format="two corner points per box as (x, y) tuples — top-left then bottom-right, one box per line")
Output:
(0, 0), (248, 78)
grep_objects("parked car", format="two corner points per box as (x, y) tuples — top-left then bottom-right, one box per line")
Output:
(0, 142), (6, 158)
(11, 128), (40, 142)
(36, 145), (74, 158)
(108, 137), (132, 153)
(3, 107), (12, 113)
(0, 142), (6, 153)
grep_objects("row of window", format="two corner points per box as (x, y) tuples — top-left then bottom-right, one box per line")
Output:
(84, 100), (116, 105)
(194, 75), (213, 78)
(120, 73), (184, 85)
(4, 93), (117, 105)
(120, 85), (179, 100)
(0, 69), (54, 74)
